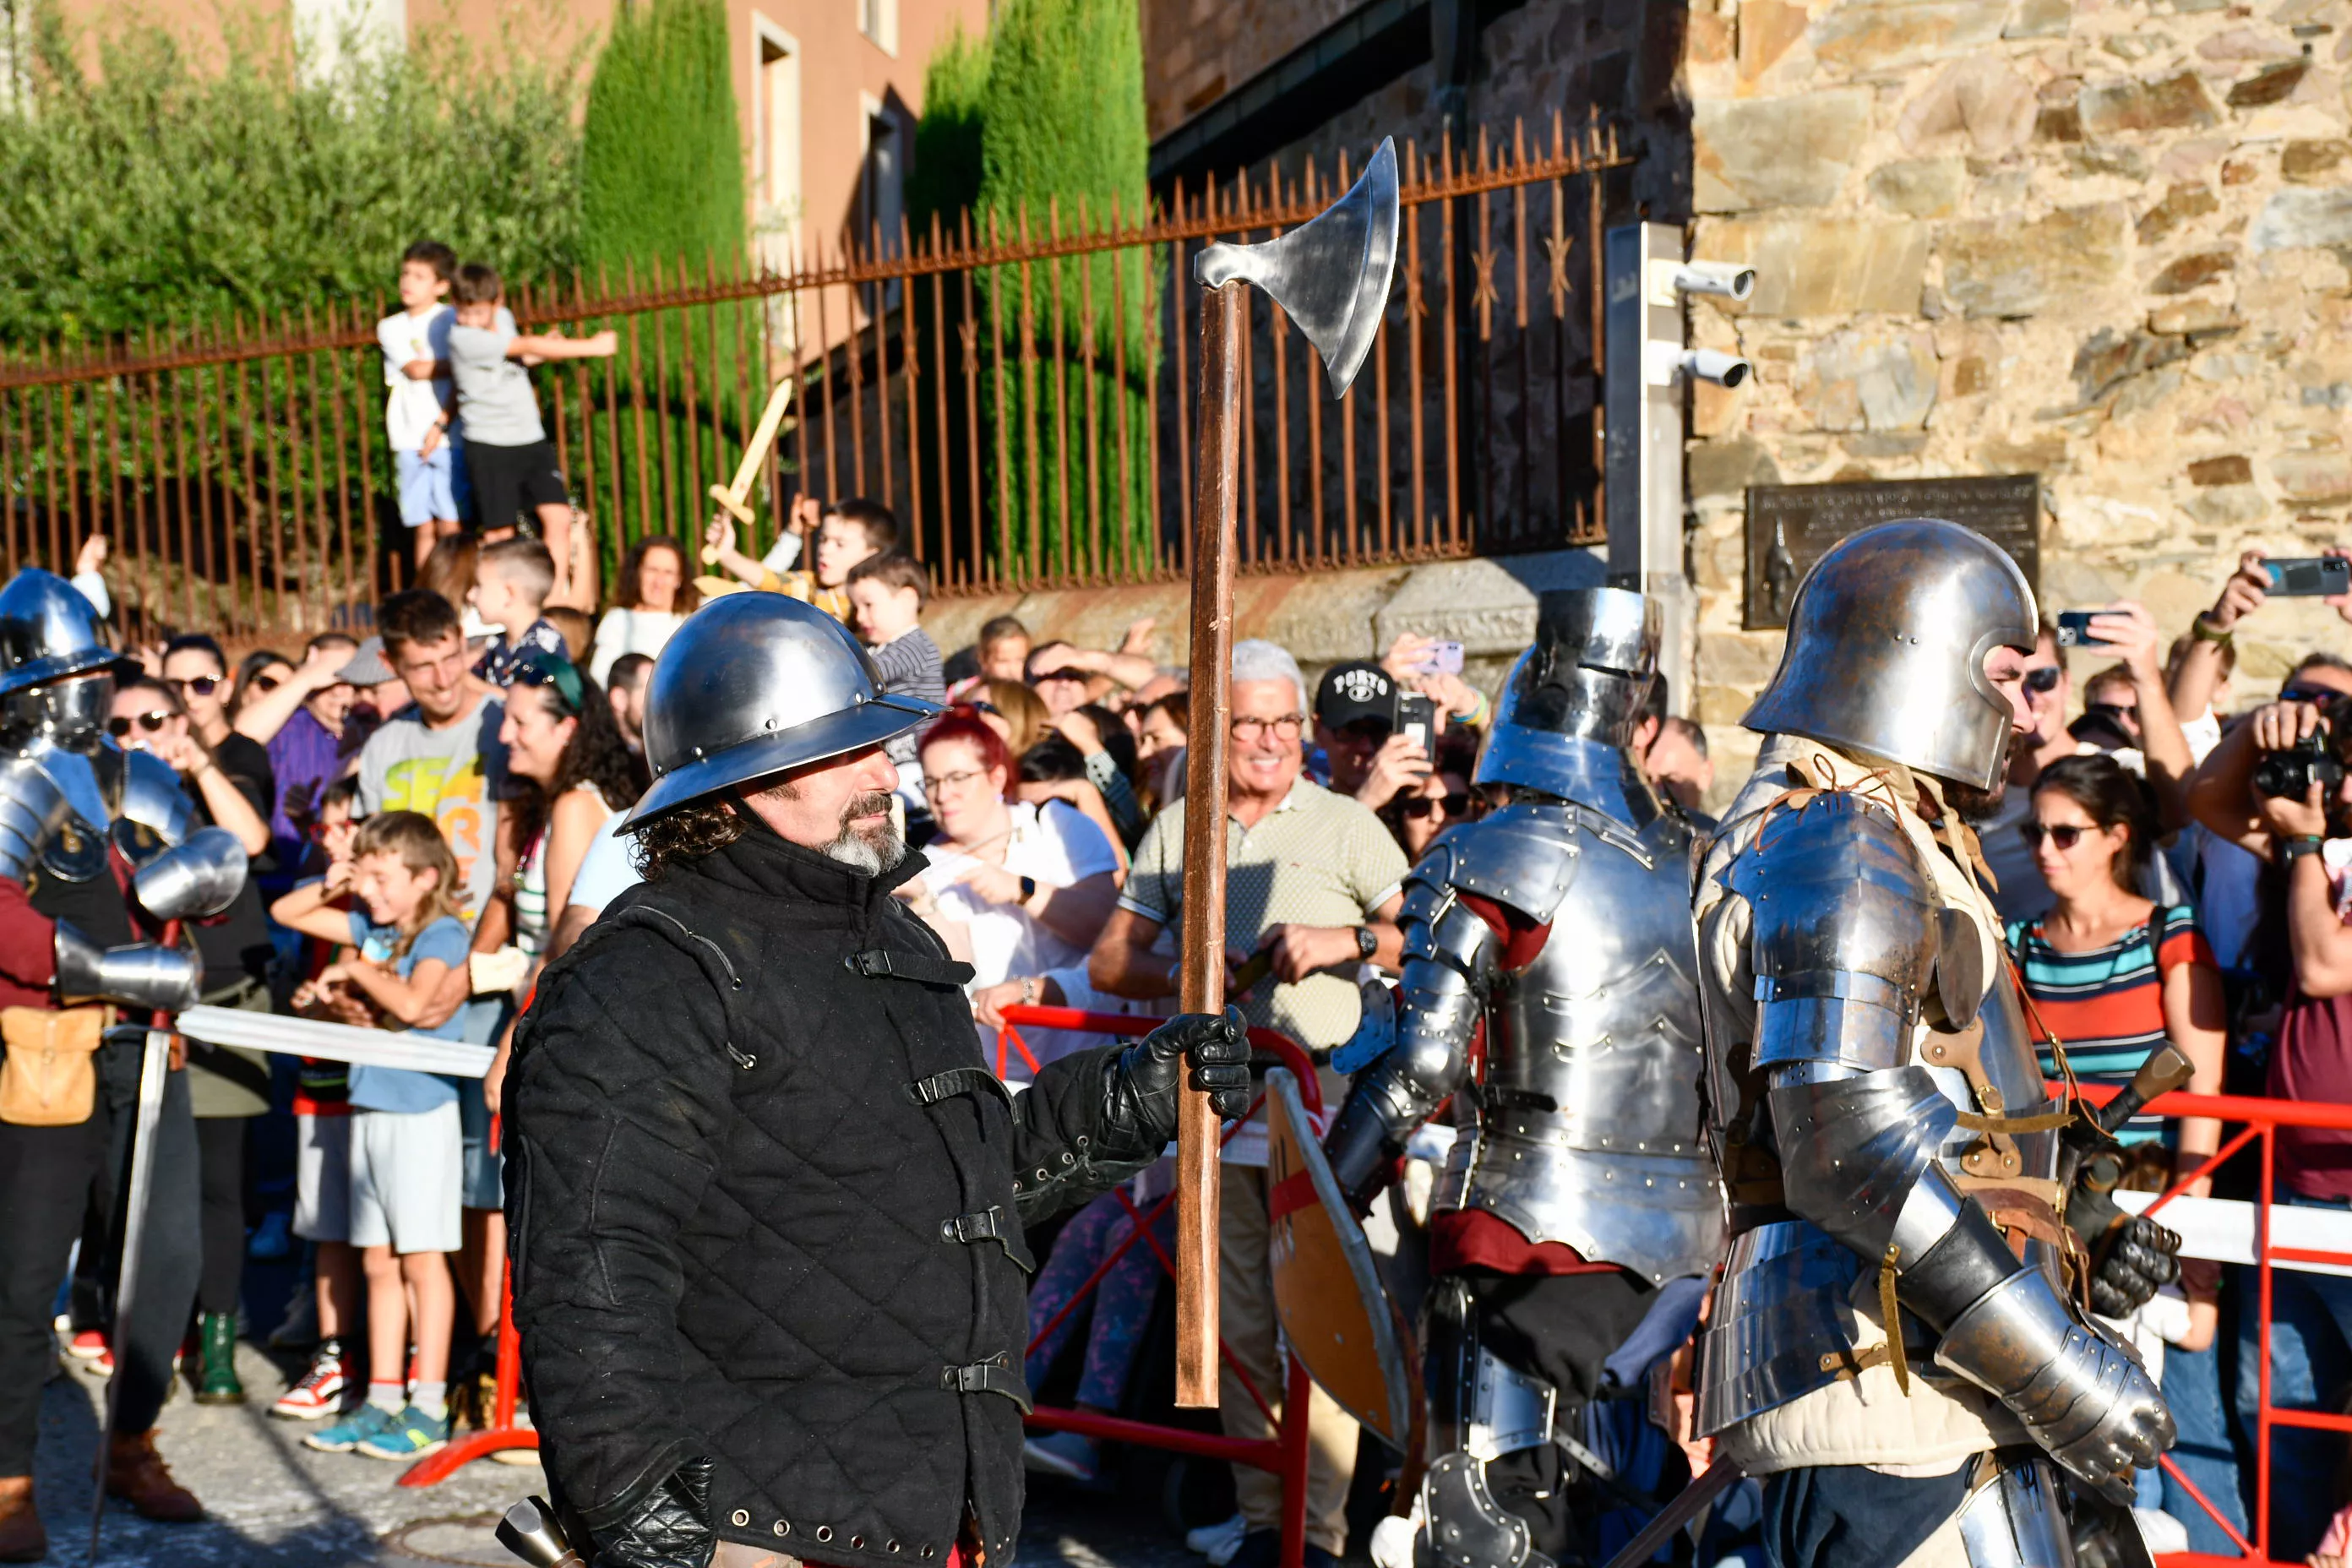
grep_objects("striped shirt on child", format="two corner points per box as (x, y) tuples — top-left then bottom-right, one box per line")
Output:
(2005, 903), (2213, 1146)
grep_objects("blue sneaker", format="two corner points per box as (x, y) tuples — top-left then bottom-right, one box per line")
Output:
(357, 1404), (449, 1461)
(304, 1402), (398, 1453)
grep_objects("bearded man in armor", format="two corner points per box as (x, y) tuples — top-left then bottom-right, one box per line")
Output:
(0, 569), (249, 1557)
(1693, 518), (2179, 1568)
(1323, 588), (1726, 1568)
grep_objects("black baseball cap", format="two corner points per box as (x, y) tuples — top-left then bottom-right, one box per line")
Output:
(1315, 660), (1397, 731)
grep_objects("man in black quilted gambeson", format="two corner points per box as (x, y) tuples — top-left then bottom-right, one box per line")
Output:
(504, 592), (1250, 1568)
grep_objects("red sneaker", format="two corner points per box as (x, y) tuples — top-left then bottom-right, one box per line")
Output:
(270, 1347), (351, 1421)
(67, 1329), (106, 1360)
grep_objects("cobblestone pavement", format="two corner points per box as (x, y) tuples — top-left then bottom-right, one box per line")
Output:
(35, 1341), (1209, 1567)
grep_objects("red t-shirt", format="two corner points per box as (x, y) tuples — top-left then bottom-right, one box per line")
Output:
(2275, 983), (2352, 1201)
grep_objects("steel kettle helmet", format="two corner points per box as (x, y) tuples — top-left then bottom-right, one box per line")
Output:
(625, 593), (943, 828)
(1741, 517), (2038, 792)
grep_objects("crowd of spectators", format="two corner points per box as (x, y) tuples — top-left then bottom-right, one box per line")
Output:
(41, 232), (2352, 1566)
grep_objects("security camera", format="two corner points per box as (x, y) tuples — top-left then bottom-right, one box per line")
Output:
(1672, 261), (1756, 302)
(1644, 343), (1753, 389)
(1682, 347), (1751, 388)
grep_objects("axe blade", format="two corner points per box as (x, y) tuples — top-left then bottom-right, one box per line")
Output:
(1194, 137), (1400, 400)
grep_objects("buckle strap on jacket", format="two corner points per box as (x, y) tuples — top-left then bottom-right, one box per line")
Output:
(940, 1354), (1033, 1413)
(902, 1066), (1014, 1108)
(940, 1205), (1035, 1272)
(847, 948), (977, 988)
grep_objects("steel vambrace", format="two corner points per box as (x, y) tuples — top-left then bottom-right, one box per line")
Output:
(1932, 1265), (2174, 1503)
(1324, 957), (1477, 1210)
(53, 917), (202, 1012)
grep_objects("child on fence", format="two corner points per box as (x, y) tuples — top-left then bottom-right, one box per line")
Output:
(272, 812), (475, 1462)
(703, 495), (896, 623)
(468, 537), (566, 688)
(445, 262), (617, 606)
(378, 242), (467, 573)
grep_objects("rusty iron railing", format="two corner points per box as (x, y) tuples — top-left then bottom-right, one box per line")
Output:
(0, 112), (1630, 642)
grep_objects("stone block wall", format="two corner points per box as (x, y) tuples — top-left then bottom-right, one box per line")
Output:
(1678, 0), (2352, 795)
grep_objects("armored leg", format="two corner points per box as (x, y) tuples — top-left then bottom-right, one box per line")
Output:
(1955, 1452), (2076, 1568)
(1420, 1272), (1678, 1568)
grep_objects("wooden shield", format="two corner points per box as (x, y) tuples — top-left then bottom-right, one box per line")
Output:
(1264, 1067), (1417, 1449)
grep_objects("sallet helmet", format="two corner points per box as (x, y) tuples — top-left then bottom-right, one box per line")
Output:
(1741, 516), (2038, 792)
(1475, 587), (1660, 798)
(625, 593), (943, 828)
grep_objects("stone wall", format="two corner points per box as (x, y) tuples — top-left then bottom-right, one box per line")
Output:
(1679, 0), (2352, 797)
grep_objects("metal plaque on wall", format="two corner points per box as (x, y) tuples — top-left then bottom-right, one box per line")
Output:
(1742, 475), (2041, 630)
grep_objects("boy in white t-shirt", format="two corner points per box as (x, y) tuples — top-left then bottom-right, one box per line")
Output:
(377, 242), (467, 573)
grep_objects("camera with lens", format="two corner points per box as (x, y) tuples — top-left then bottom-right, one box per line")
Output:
(2255, 698), (2352, 801)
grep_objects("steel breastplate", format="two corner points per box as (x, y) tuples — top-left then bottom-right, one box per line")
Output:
(1435, 808), (1725, 1284)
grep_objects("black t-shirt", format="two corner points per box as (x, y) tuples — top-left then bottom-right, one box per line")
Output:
(190, 733), (277, 994)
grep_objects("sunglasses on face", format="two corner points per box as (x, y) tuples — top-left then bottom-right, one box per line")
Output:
(2084, 701), (2137, 724)
(1403, 792), (1473, 819)
(2023, 667), (2064, 695)
(106, 711), (170, 738)
(1032, 668), (1087, 685)
(2283, 685), (2338, 705)
(2018, 822), (2092, 851)
(250, 674), (282, 694)
(166, 675), (220, 698)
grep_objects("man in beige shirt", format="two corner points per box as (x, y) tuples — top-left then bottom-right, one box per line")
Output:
(1091, 639), (1407, 1568)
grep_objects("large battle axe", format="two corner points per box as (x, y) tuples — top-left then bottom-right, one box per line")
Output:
(1173, 138), (1399, 1407)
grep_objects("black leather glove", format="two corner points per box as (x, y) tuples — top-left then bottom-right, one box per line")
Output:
(2068, 1154), (2182, 1319)
(1102, 1006), (1253, 1153)
(590, 1457), (716, 1568)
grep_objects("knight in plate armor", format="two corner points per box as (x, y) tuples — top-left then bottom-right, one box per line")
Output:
(0, 569), (249, 1556)
(1692, 519), (2177, 1568)
(1324, 588), (1726, 1568)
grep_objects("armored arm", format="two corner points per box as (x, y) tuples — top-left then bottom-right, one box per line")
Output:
(54, 919), (201, 1012)
(1742, 796), (2170, 1502)
(1324, 856), (1499, 1211)
(132, 825), (248, 923)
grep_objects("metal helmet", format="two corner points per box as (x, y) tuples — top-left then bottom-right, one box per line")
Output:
(1741, 517), (2038, 792)
(1475, 588), (1659, 802)
(0, 569), (130, 700)
(625, 593), (943, 828)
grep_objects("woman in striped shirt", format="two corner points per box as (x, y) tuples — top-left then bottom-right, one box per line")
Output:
(2006, 754), (2225, 1331)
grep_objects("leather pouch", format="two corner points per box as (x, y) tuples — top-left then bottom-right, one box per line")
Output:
(0, 1004), (113, 1126)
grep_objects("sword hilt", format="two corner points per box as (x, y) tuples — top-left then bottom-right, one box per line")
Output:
(497, 1496), (587, 1567)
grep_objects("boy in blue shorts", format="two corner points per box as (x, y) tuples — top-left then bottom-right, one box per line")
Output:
(378, 242), (471, 573)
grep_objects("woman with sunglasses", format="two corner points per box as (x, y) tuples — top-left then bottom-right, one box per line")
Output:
(901, 710), (1120, 1070)
(2007, 755), (2225, 1345)
(106, 675), (282, 1406)
(490, 650), (641, 980)
(160, 634), (276, 859)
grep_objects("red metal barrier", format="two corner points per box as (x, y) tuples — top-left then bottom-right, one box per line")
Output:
(2058, 1079), (2352, 1566)
(999, 1004), (1323, 1568)
(402, 1108), (534, 1486)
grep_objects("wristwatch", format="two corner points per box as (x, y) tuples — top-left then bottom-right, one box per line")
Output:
(2191, 614), (2235, 648)
(2280, 835), (2326, 865)
(1353, 925), (1379, 961)
(1018, 874), (1039, 905)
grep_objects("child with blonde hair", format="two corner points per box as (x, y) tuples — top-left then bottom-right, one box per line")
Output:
(270, 811), (474, 1461)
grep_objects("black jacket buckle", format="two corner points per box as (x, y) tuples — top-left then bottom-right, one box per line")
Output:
(940, 1354), (1033, 1413)
(847, 948), (977, 988)
(902, 1067), (1013, 1108)
(941, 1206), (1006, 1244)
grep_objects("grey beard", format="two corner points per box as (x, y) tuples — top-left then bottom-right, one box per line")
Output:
(821, 790), (906, 875)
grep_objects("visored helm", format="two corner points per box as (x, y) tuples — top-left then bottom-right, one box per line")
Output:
(0, 569), (134, 748)
(1741, 517), (2038, 792)
(1474, 588), (1659, 801)
(625, 593), (943, 829)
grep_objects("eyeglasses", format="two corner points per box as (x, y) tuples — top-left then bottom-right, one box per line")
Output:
(2018, 822), (2091, 850)
(166, 675), (220, 698)
(2084, 701), (2137, 724)
(510, 651), (585, 714)
(2283, 684), (2339, 705)
(1403, 792), (1473, 819)
(250, 674), (282, 694)
(106, 711), (170, 738)
(1032, 668), (1087, 684)
(2023, 667), (2064, 695)
(922, 767), (989, 795)
(1230, 714), (1305, 742)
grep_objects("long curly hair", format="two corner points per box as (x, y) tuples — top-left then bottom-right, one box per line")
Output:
(614, 536), (702, 615)
(633, 797), (745, 880)
(504, 667), (645, 858)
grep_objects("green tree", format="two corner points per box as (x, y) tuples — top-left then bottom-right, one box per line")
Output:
(0, 6), (584, 349)
(580, 0), (744, 280)
(577, 0), (756, 573)
(972, 0), (1156, 580)
(907, 20), (989, 243)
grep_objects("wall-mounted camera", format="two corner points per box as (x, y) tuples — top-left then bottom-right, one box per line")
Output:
(1644, 343), (1753, 389)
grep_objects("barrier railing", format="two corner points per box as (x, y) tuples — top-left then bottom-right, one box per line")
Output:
(2061, 1079), (2352, 1567)
(999, 1004), (1321, 1568)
